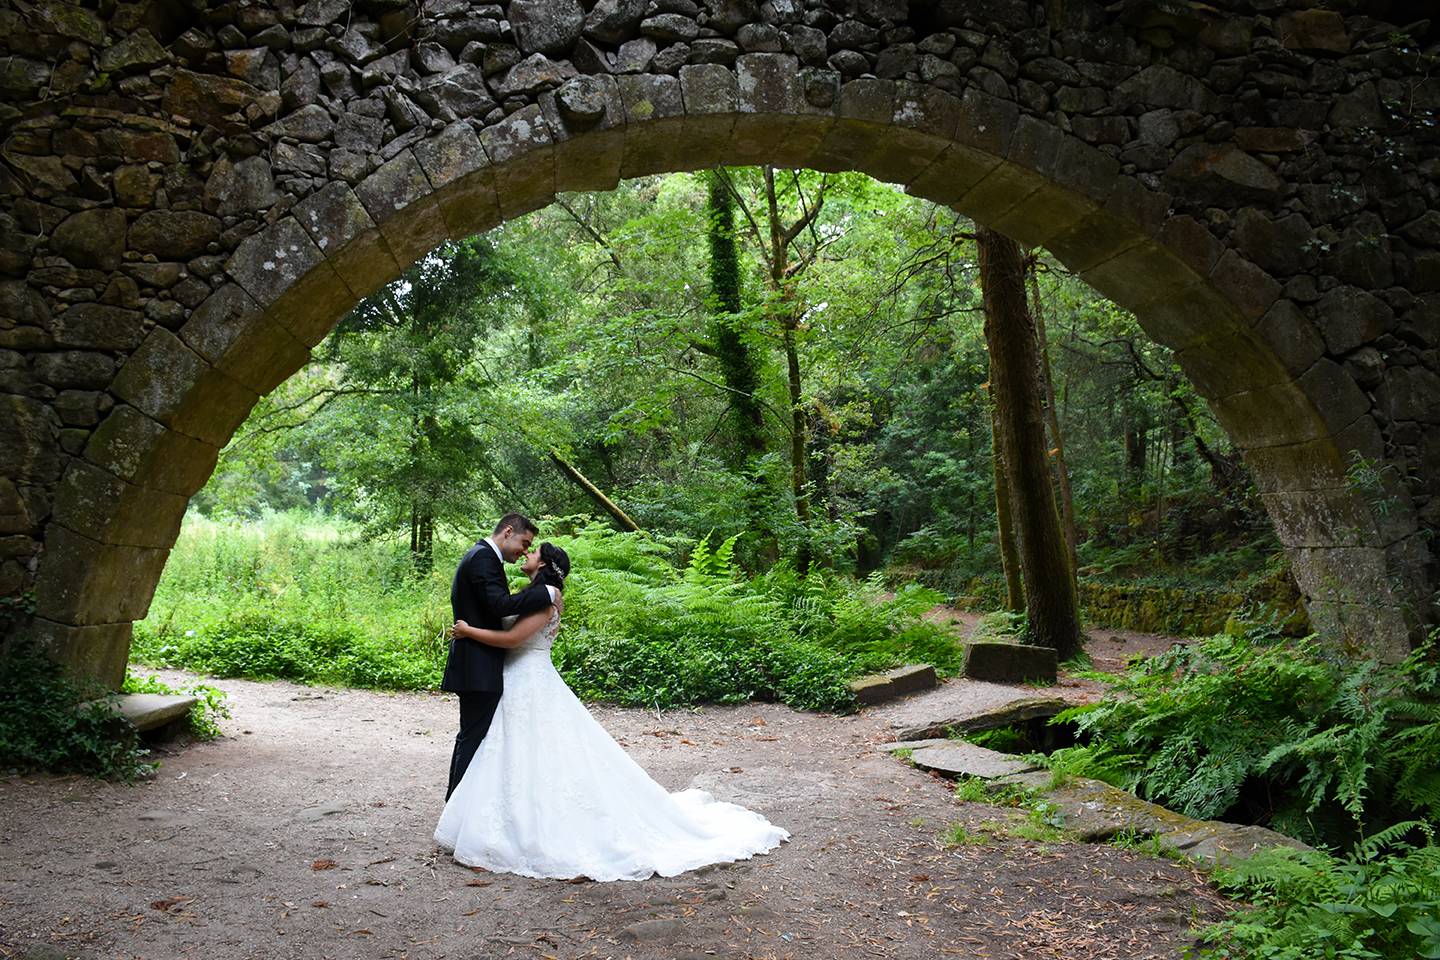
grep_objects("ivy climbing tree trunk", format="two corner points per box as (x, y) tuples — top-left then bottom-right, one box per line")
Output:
(781, 319), (811, 573)
(706, 171), (765, 462)
(409, 379), (436, 575)
(764, 167), (813, 574)
(719, 166), (830, 575)
(705, 169), (775, 564)
(978, 227), (1082, 660)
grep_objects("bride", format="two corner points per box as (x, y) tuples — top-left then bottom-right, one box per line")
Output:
(434, 541), (789, 881)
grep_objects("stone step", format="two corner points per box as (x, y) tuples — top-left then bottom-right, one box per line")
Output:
(907, 741), (1041, 779)
(103, 693), (197, 733)
(963, 641), (1057, 684)
(881, 690), (1074, 742)
(848, 663), (938, 705)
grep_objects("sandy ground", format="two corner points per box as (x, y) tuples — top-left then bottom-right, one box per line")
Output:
(0, 625), (1225, 960)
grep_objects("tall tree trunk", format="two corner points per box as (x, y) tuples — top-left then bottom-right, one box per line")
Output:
(1171, 396), (1244, 495)
(977, 227), (1081, 659)
(1153, 430), (1169, 537)
(549, 451), (641, 532)
(964, 427), (977, 556)
(762, 165), (819, 576)
(1123, 401), (1147, 491)
(416, 508), (434, 574)
(990, 399), (1025, 613)
(408, 381), (432, 573)
(1028, 261), (1078, 574)
(706, 170), (775, 565)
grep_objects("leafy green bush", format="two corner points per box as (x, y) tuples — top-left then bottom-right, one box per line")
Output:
(0, 642), (153, 781)
(1047, 624), (1440, 847)
(552, 527), (957, 711)
(1193, 827), (1440, 960)
(135, 515), (962, 711)
(136, 609), (442, 691)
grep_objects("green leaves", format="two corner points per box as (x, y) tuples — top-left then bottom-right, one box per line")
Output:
(1052, 624), (1440, 849)
(0, 642), (154, 781)
(136, 515), (963, 714)
(1196, 837), (1440, 960)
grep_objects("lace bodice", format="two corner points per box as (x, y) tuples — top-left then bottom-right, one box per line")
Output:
(521, 608), (560, 651)
(500, 588), (561, 652)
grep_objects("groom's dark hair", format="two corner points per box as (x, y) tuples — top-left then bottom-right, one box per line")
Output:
(493, 513), (538, 537)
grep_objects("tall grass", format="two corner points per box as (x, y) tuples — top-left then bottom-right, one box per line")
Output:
(134, 513), (962, 711)
(135, 512), (453, 690)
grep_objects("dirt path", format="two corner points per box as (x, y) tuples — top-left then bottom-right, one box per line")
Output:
(1, 653), (1225, 960)
(923, 605), (1190, 668)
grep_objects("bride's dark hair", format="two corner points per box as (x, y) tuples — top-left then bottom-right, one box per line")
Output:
(534, 541), (571, 593)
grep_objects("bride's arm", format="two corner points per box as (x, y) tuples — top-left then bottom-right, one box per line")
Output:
(451, 609), (551, 649)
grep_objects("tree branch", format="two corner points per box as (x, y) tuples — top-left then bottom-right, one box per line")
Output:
(661, 363), (789, 429)
(715, 167), (772, 277)
(553, 194), (625, 276)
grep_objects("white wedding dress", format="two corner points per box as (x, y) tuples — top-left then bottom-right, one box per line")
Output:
(434, 603), (789, 881)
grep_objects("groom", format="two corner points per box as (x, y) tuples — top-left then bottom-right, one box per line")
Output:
(442, 512), (554, 799)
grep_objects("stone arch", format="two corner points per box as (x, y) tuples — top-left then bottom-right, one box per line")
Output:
(5, 3), (1436, 685)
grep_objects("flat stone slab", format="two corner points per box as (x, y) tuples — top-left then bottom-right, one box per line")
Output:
(1043, 776), (1198, 842)
(848, 663), (939, 705)
(987, 769), (1054, 792)
(1038, 777), (1309, 867)
(908, 742), (1041, 779)
(1162, 821), (1311, 866)
(899, 760), (1315, 867)
(869, 678), (1080, 741)
(963, 641), (1057, 684)
(875, 738), (949, 753)
(98, 693), (197, 733)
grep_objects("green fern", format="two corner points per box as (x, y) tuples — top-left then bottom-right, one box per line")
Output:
(1052, 624), (1440, 847)
(1194, 831), (1440, 960)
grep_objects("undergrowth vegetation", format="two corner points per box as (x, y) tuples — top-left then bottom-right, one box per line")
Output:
(1048, 624), (1440, 846)
(1036, 619), (1440, 959)
(133, 514), (961, 712)
(0, 641), (152, 780)
(0, 641), (232, 781)
(1196, 828), (1440, 960)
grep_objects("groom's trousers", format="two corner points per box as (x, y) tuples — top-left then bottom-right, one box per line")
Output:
(446, 691), (502, 800)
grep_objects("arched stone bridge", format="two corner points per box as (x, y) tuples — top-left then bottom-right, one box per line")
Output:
(2, 0), (1437, 685)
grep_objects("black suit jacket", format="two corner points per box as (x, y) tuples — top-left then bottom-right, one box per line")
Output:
(441, 541), (553, 693)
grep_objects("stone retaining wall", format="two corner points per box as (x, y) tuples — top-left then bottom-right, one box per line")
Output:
(2, 0), (1437, 684)
(935, 573), (1308, 637)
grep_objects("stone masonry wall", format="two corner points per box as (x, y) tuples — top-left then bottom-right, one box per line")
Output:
(1, 0), (1437, 683)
